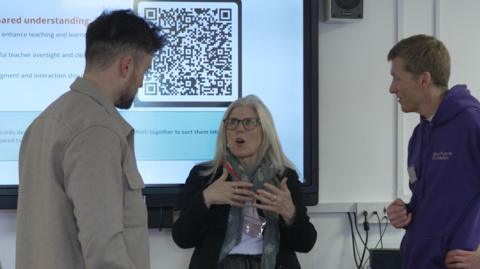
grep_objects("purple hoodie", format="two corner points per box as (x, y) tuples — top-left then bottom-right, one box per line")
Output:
(401, 85), (480, 268)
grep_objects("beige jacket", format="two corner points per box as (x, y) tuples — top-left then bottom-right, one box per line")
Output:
(16, 77), (150, 269)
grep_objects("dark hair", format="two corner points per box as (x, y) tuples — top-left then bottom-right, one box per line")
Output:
(85, 9), (165, 68)
(388, 34), (450, 89)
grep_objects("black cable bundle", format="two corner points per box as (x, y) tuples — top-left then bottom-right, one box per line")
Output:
(347, 212), (370, 269)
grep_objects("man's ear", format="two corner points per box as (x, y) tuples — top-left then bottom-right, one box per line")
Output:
(118, 55), (134, 79)
(419, 71), (433, 89)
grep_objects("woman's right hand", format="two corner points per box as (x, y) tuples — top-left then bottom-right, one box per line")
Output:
(203, 168), (255, 208)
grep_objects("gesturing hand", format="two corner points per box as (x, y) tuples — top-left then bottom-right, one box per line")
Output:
(253, 177), (296, 225)
(386, 198), (412, 229)
(203, 168), (255, 208)
(445, 244), (480, 269)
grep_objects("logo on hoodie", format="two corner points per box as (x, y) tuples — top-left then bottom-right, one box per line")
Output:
(432, 151), (453, 161)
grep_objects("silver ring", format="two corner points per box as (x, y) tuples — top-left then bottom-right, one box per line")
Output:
(234, 186), (238, 194)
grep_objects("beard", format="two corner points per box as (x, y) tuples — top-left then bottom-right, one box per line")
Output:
(115, 90), (135, 109)
(114, 74), (138, 109)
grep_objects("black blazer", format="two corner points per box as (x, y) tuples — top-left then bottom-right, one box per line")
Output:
(172, 164), (317, 269)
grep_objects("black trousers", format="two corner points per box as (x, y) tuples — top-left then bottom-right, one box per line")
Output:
(218, 254), (262, 269)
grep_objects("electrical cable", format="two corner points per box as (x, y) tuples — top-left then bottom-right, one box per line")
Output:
(358, 212), (370, 268)
(353, 212), (366, 246)
(361, 257), (370, 269)
(347, 212), (361, 269)
(373, 216), (390, 249)
(361, 212), (391, 268)
(364, 212), (388, 269)
(373, 211), (384, 248)
(350, 213), (363, 259)
(348, 211), (374, 269)
(380, 216), (389, 241)
(359, 229), (369, 268)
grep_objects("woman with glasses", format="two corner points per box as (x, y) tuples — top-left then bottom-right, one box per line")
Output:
(172, 95), (317, 269)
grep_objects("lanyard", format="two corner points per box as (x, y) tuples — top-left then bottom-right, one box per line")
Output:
(223, 160), (241, 181)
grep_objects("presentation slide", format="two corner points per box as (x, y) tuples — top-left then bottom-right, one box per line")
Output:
(0, 0), (304, 185)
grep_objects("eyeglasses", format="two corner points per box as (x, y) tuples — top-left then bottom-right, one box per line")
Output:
(223, 118), (260, 130)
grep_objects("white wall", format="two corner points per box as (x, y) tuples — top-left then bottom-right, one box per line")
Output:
(2, 0), (480, 268)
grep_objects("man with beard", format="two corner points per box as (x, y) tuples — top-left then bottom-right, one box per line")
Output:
(16, 9), (165, 269)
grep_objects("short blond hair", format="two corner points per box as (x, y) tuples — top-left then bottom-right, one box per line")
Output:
(388, 34), (450, 90)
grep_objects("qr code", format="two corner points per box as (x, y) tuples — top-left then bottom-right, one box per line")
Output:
(135, 1), (241, 107)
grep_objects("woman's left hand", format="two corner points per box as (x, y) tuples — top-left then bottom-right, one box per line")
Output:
(253, 177), (296, 225)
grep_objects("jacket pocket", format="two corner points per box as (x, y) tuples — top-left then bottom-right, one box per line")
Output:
(123, 168), (147, 228)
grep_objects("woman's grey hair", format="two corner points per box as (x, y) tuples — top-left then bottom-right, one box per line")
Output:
(200, 94), (295, 177)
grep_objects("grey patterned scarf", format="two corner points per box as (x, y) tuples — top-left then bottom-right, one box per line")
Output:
(217, 151), (280, 269)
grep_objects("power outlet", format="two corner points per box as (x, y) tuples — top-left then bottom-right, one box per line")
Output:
(355, 202), (389, 224)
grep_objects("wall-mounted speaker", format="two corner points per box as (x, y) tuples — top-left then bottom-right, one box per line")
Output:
(325, 0), (363, 22)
